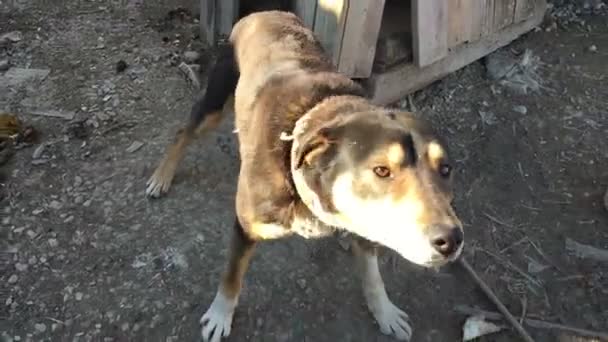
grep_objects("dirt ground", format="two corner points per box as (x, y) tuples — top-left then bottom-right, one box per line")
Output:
(1, 1), (607, 341)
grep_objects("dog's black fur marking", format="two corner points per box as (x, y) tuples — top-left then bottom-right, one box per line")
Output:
(186, 43), (239, 132)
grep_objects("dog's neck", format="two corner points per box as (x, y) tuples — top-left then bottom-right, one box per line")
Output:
(287, 96), (371, 229)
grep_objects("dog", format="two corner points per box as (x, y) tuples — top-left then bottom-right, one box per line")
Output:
(146, 11), (464, 342)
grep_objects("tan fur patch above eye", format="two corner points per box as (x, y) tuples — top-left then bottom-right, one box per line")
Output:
(387, 143), (405, 166)
(427, 141), (445, 163)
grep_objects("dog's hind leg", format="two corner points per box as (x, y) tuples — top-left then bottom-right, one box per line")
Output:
(201, 218), (257, 342)
(146, 43), (239, 198)
(352, 237), (413, 341)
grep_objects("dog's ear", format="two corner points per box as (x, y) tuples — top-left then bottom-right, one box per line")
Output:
(294, 126), (339, 170)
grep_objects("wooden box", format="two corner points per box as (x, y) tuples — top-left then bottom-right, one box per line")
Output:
(200, 0), (547, 105)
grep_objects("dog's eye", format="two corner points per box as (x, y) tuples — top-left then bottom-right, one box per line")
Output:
(439, 164), (452, 178)
(373, 166), (391, 178)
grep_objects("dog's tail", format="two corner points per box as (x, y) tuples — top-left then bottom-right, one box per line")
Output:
(186, 42), (239, 134)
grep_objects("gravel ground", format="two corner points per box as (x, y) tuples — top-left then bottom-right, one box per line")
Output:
(1, 1), (607, 341)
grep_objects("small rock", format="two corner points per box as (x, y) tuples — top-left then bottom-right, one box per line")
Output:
(126, 141), (144, 153)
(34, 323), (46, 333)
(121, 323), (129, 332)
(28, 256), (37, 265)
(48, 200), (62, 210)
(116, 60), (128, 73)
(296, 278), (307, 289)
(32, 144), (46, 159)
(513, 105), (527, 114)
(75, 292), (83, 301)
(83, 199), (92, 207)
(0, 31), (23, 44)
(74, 176), (83, 188)
(32, 208), (44, 215)
(588, 45), (597, 53)
(8, 274), (18, 284)
(15, 263), (28, 272)
(183, 50), (200, 63)
(478, 111), (498, 125)
(0, 59), (9, 71)
(484, 50), (516, 80)
(48, 238), (59, 248)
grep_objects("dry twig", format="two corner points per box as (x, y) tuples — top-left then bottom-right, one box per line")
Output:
(454, 305), (608, 340)
(458, 257), (536, 342)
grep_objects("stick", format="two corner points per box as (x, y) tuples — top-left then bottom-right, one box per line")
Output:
(454, 305), (608, 340)
(458, 257), (536, 342)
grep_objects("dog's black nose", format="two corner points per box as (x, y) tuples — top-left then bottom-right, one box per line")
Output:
(430, 226), (463, 257)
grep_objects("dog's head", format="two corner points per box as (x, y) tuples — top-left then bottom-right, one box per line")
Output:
(291, 102), (463, 267)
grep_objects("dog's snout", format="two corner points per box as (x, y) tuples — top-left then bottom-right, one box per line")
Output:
(429, 225), (463, 257)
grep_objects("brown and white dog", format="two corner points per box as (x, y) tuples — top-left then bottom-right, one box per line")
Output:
(146, 11), (464, 342)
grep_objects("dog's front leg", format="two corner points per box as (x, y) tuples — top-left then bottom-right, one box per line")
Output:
(201, 218), (256, 342)
(352, 238), (413, 341)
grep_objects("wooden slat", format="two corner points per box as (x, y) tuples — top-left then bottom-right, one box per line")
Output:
(314, 0), (349, 66)
(448, 0), (489, 47)
(337, 0), (386, 78)
(217, 0), (239, 39)
(200, 0), (216, 45)
(481, 0), (496, 36)
(200, 0), (238, 45)
(514, 0), (540, 23)
(366, 0), (547, 105)
(412, 0), (448, 67)
(448, 0), (467, 48)
(493, 0), (516, 31)
(293, 0), (318, 28)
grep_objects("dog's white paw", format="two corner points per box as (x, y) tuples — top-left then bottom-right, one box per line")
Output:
(367, 294), (412, 341)
(200, 291), (237, 342)
(145, 172), (172, 198)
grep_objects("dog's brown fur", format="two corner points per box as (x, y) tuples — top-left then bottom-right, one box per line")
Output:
(147, 11), (463, 342)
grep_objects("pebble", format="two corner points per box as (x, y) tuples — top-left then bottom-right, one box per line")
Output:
(75, 292), (83, 301)
(0, 59), (9, 71)
(34, 323), (46, 333)
(8, 274), (18, 284)
(32, 144), (45, 159)
(15, 263), (28, 272)
(48, 238), (59, 248)
(588, 45), (597, 52)
(513, 105), (528, 114)
(183, 50), (200, 63)
(49, 200), (62, 210)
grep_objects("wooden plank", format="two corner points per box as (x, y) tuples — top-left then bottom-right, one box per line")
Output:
(493, 0), (516, 31)
(412, 0), (448, 67)
(365, 0), (546, 105)
(448, 0), (489, 47)
(200, 0), (216, 45)
(314, 0), (349, 66)
(293, 0), (318, 28)
(514, 0), (540, 23)
(217, 0), (239, 39)
(481, 0), (496, 35)
(337, 0), (386, 78)
(448, 0), (468, 48)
